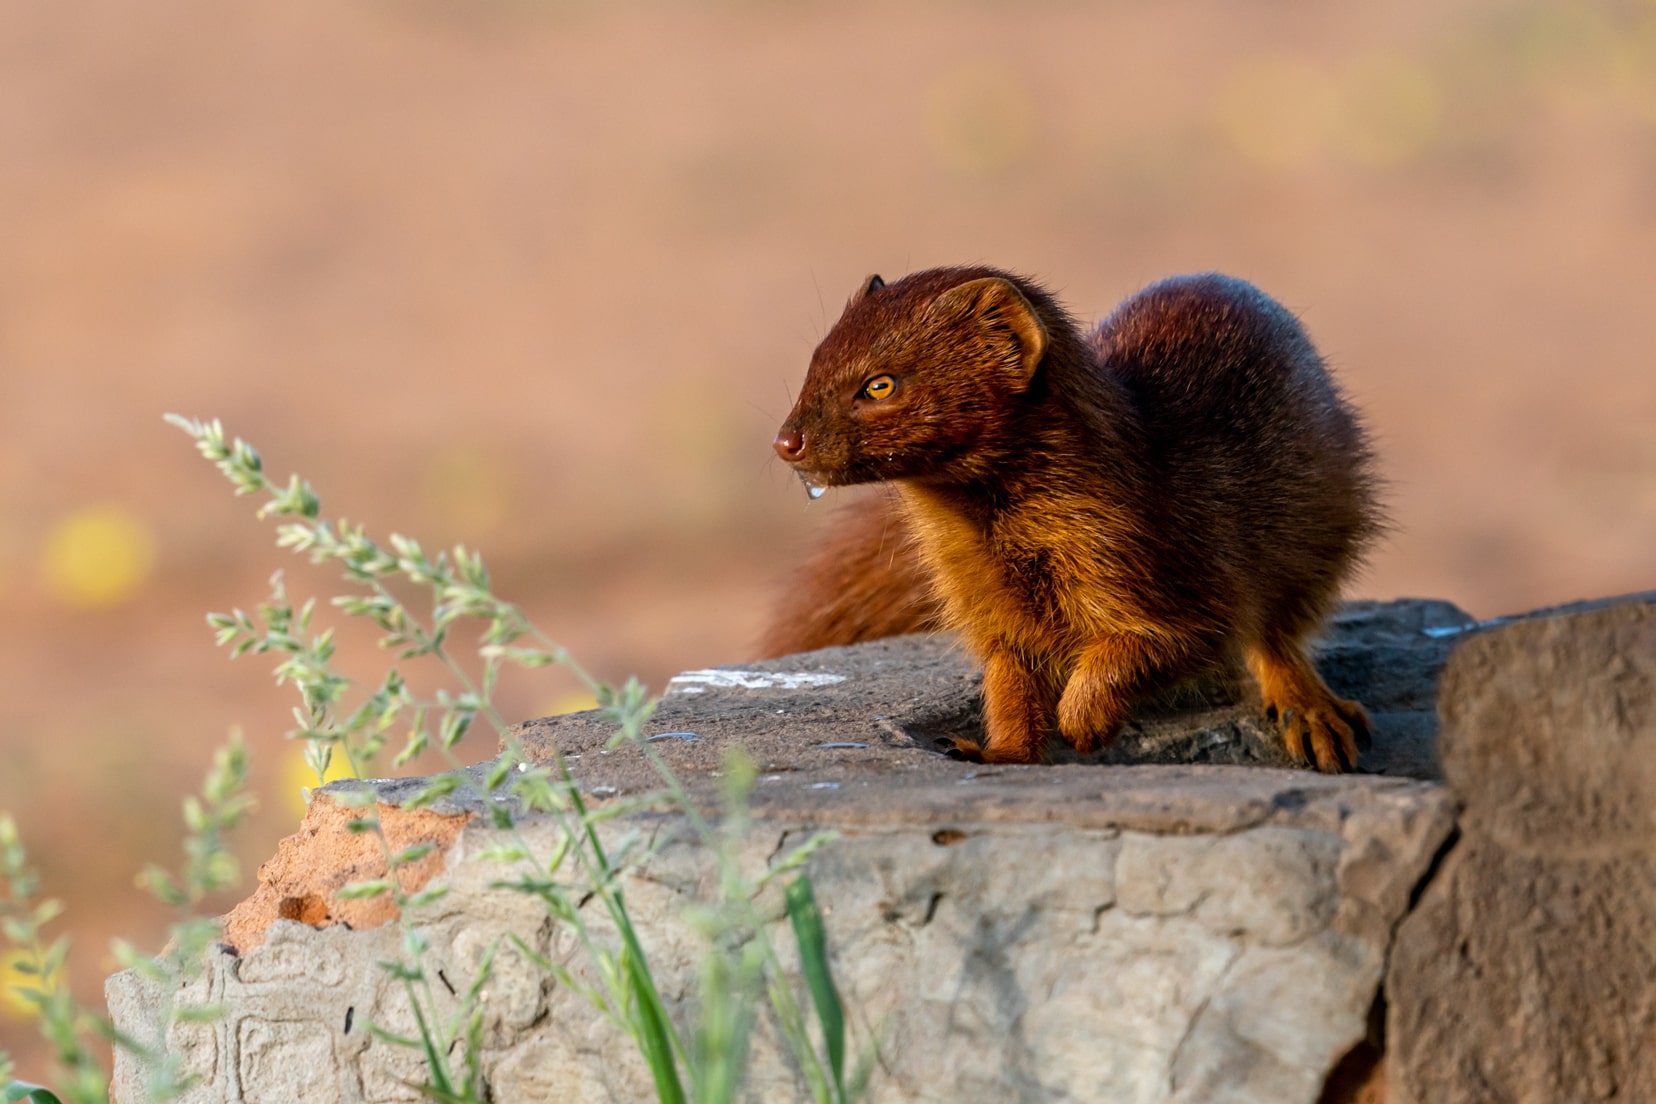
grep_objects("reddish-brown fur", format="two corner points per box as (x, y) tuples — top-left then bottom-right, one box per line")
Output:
(756, 490), (943, 658)
(763, 266), (1381, 772)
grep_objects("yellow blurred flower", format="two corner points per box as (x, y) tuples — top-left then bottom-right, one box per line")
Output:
(1218, 55), (1339, 172)
(1335, 55), (1443, 168)
(39, 503), (157, 608)
(1, 948), (59, 1021)
(1610, 16), (1656, 124)
(1221, 52), (1445, 172)
(539, 689), (598, 718)
(923, 61), (1036, 176)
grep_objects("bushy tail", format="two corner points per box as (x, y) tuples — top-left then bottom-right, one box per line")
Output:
(756, 491), (943, 659)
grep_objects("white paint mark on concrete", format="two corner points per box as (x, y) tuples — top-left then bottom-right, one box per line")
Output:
(668, 668), (847, 693)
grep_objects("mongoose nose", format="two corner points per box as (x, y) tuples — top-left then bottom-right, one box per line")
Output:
(773, 428), (806, 461)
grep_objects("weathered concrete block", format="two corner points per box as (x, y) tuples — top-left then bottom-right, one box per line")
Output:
(109, 777), (1450, 1103)
(1116, 827), (1342, 946)
(1387, 599), (1656, 1104)
(104, 596), (1513, 1103)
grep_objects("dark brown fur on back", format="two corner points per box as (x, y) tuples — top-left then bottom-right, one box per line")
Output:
(763, 266), (1381, 772)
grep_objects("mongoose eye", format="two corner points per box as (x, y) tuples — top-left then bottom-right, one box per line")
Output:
(860, 374), (897, 401)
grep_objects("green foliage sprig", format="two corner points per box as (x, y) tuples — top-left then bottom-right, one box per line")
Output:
(166, 414), (655, 794)
(1, 735), (255, 1104)
(167, 416), (876, 1103)
(0, 817), (101, 1104)
(9, 415), (872, 1104)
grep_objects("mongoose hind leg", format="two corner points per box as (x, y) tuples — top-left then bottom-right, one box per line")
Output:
(1244, 638), (1371, 773)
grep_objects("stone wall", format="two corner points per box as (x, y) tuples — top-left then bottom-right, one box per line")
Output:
(105, 594), (1656, 1103)
(1387, 599), (1656, 1104)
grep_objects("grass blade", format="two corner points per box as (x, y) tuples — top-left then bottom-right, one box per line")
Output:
(785, 874), (844, 1098)
(618, 920), (687, 1104)
(4, 1084), (65, 1104)
(405, 984), (454, 1098)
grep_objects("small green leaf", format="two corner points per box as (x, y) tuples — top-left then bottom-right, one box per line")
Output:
(394, 730), (428, 768)
(403, 886), (449, 910)
(482, 758), (513, 794)
(475, 842), (529, 864)
(5, 1079), (66, 1104)
(405, 774), (461, 809)
(172, 1002), (227, 1024)
(436, 709), (472, 749)
(390, 843), (436, 866)
(335, 879), (391, 900)
(364, 1023), (421, 1049)
(401, 927), (430, 959)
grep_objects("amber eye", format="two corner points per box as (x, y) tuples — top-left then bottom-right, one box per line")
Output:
(860, 374), (897, 400)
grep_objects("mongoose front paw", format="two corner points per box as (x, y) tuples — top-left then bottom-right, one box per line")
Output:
(936, 736), (986, 763)
(1056, 689), (1127, 755)
(1268, 697), (1371, 773)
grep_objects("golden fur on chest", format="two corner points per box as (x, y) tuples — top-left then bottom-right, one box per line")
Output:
(899, 485), (1168, 668)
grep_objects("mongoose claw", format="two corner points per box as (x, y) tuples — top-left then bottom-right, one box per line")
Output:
(937, 737), (986, 763)
(1276, 697), (1370, 774)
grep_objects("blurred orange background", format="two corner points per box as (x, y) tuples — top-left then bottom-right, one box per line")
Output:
(4, 0), (1655, 1077)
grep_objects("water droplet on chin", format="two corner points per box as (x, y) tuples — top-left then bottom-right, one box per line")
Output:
(793, 468), (828, 501)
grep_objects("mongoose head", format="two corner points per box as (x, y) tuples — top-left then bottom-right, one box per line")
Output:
(773, 266), (1050, 490)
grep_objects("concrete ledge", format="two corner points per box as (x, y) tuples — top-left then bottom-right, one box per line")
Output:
(105, 593), (1656, 1103)
(110, 769), (1452, 1104)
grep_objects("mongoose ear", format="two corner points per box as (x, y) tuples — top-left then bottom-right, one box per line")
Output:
(849, 273), (885, 305)
(929, 277), (1048, 385)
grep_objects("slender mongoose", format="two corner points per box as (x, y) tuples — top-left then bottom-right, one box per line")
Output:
(764, 267), (1380, 772)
